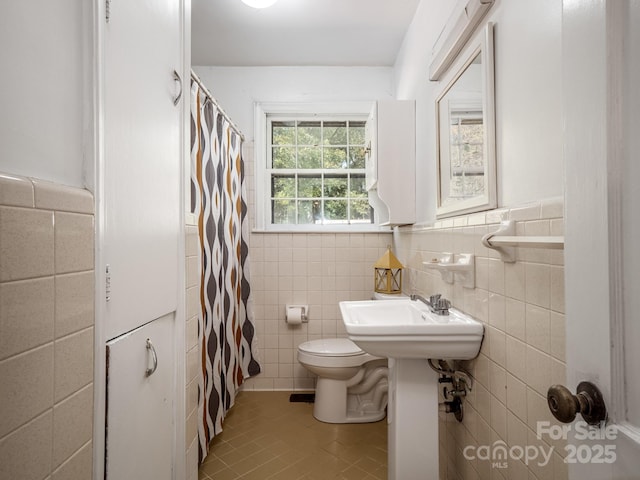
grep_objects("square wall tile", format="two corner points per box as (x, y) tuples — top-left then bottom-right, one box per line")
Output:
(54, 328), (94, 402)
(487, 258), (505, 295)
(504, 262), (525, 302)
(0, 207), (54, 282)
(0, 411), (53, 480)
(505, 336), (527, 381)
(524, 263), (550, 308)
(32, 179), (93, 214)
(0, 173), (34, 208)
(549, 312), (566, 362)
(186, 344), (200, 382)
(185, 226), (199, 257)
(54, 212), (94, 274)
(186, 255), (200, 289)
(51, 440), (92, 480)
(525, 304), (551, 354)
(550, 265), (565, 313)
(0, 344), (54, 438)
(506, 372), (528, 425)
(55, 272), (94, 338)
(0, 277), (55, 360)
(525, 346), (551, 397)
(489, 361), (507, 404)
(505, 298), (526, 341)
(52, 384), (93, 469)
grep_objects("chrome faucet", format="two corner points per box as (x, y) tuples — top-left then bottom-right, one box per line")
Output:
(410, 293), (451, 316)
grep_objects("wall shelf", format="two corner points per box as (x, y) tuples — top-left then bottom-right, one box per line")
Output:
(482, 221), (565, 262)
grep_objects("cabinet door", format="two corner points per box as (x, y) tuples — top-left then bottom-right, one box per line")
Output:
(103, 0), (182, 340)
(105, 314), (174, 480)
(364, 103), (378, 191)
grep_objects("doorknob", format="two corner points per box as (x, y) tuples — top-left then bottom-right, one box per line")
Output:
(547, 381), (607, 425)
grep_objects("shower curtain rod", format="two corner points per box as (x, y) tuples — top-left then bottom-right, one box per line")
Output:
(191, 70), (245, 141)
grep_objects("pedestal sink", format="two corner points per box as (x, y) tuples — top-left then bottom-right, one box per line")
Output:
(339, 298), (484, 480)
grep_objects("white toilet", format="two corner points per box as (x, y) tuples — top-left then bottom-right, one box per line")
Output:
(297, 338), (387, 423)
(297, 292), (407, 423)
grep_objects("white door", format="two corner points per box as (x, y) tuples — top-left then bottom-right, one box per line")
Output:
(563, 1), (640, 478)
(105, 314), (174, 480)
(103, 0), (182, 341)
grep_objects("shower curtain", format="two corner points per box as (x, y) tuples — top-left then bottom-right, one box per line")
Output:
(190, 77), (261, 461)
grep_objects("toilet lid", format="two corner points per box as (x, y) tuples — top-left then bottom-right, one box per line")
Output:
(298, 338), (364, 357)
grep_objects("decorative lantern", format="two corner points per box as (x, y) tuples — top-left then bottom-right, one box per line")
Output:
(374, 247), (404, 295)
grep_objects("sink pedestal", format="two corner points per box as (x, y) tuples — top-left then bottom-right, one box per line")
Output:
(388, 358), (439, 480)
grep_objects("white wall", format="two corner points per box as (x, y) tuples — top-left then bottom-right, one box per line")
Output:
(191, 66), (395, 140)
(0, 1), (90, 189)
(394, 0), (563, 223)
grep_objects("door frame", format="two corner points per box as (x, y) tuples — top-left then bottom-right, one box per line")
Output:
(563, 0), (640, 478)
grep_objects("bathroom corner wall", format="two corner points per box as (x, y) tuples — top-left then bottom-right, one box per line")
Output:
(0, 173), (95, 480)
(185, 222), (200, 480)
(394, 198), (567, 480)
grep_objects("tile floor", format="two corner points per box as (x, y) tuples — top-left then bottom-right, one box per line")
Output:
(198, 391), (388, 480)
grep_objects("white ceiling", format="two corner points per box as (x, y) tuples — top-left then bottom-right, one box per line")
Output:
(191, 0), (421, 67)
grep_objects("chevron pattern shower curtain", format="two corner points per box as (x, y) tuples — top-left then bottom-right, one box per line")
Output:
(190, 78), (261, 461)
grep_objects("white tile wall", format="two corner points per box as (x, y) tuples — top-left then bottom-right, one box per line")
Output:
(394, 197), (568, 480)
(243, 231), (394, 391)
(0, 172), (94, 480)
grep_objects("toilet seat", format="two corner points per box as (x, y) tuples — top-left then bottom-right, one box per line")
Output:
(298, 338), (363, 356)
(298, 338), (378, 368)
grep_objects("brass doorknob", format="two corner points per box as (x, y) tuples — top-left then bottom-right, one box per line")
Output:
(547, 381), (607, 425)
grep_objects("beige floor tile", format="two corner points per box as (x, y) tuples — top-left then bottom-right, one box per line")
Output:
(199, 391), (387, 480)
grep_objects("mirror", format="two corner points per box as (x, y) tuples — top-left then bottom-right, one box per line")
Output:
(436, 23), (496, 218)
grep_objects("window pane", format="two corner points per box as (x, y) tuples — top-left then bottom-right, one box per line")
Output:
(461, 123), (483, 145)
(272, 146), (296, 168)
(298, 147), (322, 169)
(463, 174), (485, 197)
(272, 121), (296, 145)
(298, 121), (321, 145)
(350, 199), (372, 222)
(272, 199), (296, 224)
(450, 145), (461, 168)
(323, 147), (348, 169)
(298, 176), (322, 198)
(324, 175), (348, 197)
(349, 121), (366, 144)
(323, 121), (347, 145)
(349, 146), (366, 169)
(298, 200), (321, 224)
(460, 142), (483, 167)
(350, 174), (367, 197)
(272, 175), (296, 198)
(324, 200), (348, 223)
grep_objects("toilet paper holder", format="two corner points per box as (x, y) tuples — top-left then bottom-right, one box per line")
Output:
(285, 304), (309, 323)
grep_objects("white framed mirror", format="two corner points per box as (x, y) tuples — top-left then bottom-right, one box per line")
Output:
(435, 22), (496, 218)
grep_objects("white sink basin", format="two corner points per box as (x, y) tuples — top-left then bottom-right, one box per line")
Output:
(339, 299), (484, 359)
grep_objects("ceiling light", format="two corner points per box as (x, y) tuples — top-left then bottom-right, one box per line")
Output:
(241, 0), (278, 8)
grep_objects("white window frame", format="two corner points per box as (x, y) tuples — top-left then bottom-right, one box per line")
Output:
(254, 102), (390, 232)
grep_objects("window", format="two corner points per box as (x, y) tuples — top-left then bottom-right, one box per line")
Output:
(255, 103), (383, 232)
